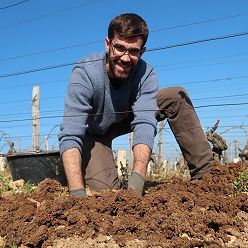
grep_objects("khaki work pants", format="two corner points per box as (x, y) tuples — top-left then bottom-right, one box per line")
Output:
(82, 87), (214, 190)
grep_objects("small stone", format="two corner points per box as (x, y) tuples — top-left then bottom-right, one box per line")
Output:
(0, 236), (6, 247)
(10, 179), (24, 189)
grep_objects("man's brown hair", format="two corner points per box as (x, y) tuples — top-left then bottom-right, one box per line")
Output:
(108, 13), (149, 47)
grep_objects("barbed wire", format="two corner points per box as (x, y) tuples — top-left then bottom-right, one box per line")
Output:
(40, 124), (60, 145)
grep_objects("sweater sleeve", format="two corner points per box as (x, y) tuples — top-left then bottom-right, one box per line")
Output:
(58, 66), (93, 155)
(131, 67), (158, 150)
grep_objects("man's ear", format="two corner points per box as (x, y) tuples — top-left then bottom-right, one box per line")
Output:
(105, 37), (110, 53)
(141, 47), (146, 56)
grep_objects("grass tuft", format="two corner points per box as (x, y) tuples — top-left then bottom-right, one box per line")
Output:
(231, 168), (248, 194)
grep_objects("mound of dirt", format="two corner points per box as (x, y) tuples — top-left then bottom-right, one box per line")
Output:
(0, 162), (247, 248)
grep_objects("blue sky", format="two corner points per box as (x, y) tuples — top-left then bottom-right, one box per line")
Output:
(0, 0), (248, 163)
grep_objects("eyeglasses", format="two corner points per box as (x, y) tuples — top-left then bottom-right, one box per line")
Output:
(110, 42), (142, 58)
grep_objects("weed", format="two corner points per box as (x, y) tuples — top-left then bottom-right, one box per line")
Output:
(0, 175), (12, 196)
(9, 244), (18, 248)
(23, 182), (36, 193)
(231, 168), (248, 194)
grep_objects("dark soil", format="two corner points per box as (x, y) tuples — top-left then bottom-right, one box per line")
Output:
(0, 162), (247, 248)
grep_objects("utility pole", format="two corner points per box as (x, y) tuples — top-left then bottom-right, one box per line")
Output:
(32, 86), (40, 152)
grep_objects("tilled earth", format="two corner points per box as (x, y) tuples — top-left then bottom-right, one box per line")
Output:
(0, 162), (247, 248)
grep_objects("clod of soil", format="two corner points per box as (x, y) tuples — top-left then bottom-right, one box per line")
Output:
(0, 162), (247, 248)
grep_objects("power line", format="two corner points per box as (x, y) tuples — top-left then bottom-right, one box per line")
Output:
(160, 63), (248, 76)
(8, 133), (58, 139)
(4, 131), (247, 144)
(0, 102), (248, 123)
(162, 75), (248, 87)
(0, 110), (63, 117)
(0, 58), (104, 78)
(1, 90), (248, 108)
(151, 11), (248, 33)
(1, 11), (248, 61)
(156, 59), (248, 72)
(5, 134), (248, 141)
(1, 30), (248, 79)
(1, 114), (247, 128)
(0, 61), (76, 78)
(0, 0), (102, 30)
(192, 93), (248, 101)
(0, 74), (248, 106)
(204, 124), (248, 128)
(0, 99), (30, 105)
(2, 45), (248, 84)
(146, 31), (248, 52)
(0, 41), (102, 62)
(1, 79), (67, 91)
(5, 125), (248, 139)
(201, 114), (248, 120)
(0, 96), (64, 105)
(0, 0), (30, 10)
(5, 131), (247, 140)
(0, 123), (59, 129)
(1, 74), (247, 91)
(155, 52), (248, 69)
(195, 102), (248, 109)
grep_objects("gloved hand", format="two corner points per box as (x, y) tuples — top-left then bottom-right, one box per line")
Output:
(69, 188), (87, 198)
(128, 172), (145, 196)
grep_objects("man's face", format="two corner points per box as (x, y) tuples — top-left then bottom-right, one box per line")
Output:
(105, 35), (145, 80)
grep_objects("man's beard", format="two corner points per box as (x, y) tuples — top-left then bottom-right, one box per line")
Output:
(108, 57), (133, 80)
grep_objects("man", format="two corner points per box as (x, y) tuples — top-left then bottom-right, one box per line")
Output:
(58, 13), (214, 197)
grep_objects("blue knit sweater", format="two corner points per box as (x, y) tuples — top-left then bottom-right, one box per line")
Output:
(58, 52), (158, 154)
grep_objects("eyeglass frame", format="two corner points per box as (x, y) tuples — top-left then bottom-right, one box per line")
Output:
(110, 41), (143, 59)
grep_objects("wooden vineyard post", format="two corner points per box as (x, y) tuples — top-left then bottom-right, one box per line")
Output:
(157, 121), (164, 166)
(44, 136), (49, 151)
(128, 132), (133, 173)
(18, 136), (21, 152)
(32, 86), (40, 152)
(116, 149), (127, 176)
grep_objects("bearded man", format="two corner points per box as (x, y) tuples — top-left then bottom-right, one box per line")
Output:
(58, 13), (214, 197)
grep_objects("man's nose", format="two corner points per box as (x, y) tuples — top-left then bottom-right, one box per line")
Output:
(121, 52), (131, 61)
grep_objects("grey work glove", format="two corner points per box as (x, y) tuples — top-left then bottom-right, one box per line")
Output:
(128, 172), (145, 196)
(69, 188), (87, 198)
